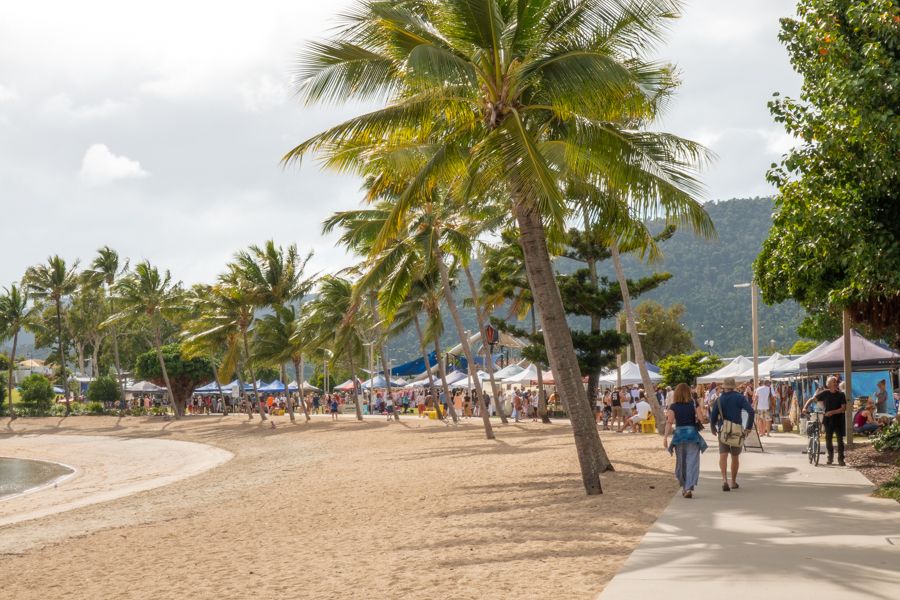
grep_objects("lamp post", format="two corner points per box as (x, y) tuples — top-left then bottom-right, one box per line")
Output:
(734, 282), (759, 388)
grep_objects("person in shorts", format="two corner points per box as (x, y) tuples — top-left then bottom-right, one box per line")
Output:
(329, 396), (339, 420)
(709, 377), (755, 492)
(610, 388), (623, 430)
(753, 380), (773, 437)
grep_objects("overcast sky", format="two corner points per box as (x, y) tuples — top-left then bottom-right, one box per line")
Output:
(0, 0), (800, 287)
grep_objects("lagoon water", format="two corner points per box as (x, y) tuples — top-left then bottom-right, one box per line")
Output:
(0, 457), (73, 500)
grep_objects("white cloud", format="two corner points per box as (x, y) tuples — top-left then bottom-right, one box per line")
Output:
(42, 94), (129, 120)
(239, 74), (289, 112)
(0, 84), (17, 103)
(79, 143), (149, 185)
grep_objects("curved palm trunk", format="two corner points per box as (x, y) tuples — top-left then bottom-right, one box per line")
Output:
(212, 364), (227, 415)
(7, 330), (18, 416)
(292, 358), (311, 422)
(610, 240), (663, 432)
(413, 313), (440, 419)
(91, 342), (100, 379)
(241, 330), (265, 420)
(531, 306), (551, 424)
(112, 323), (124, 401)
(347, 347), (363, 421)
(514, 201), (611, 493)
(235, 354), (252, 419)
(370, 293), (399, 422)
(436, 250), (493, 440)
(583, 212), (602, 406)
(55, 298), (70, 414)
(153, 325), (177, 418)
(433, 336), (458, 423)
(463, 265), (507, 424)
(280, 364), (295, 423)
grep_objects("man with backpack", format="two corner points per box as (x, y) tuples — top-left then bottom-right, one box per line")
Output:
(710, 377), (755, 492)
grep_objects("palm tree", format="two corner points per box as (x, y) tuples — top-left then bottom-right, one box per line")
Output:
(254, 304), (313, 422)
(107, 261), (185, 417)
(24, 255), (79, 412)
(285, 1), (711, 493)
(82, 246), (128, 399)
(0, 284), (36, 415)
(303, 275), (369, 421)
(232, 240), (315, 420)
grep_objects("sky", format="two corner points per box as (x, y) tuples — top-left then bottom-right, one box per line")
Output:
(0, 0), (801, 287)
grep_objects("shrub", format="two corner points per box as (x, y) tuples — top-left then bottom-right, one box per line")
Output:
(50, 403), (68, 416)
(873, 422), (900, 452)
(87, 376), (120, 404)
(18, 374), (55, 415)
(659, 352), (724, 387)
(85, 401), (106, 415)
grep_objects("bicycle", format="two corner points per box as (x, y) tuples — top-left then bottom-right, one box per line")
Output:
(804, 411), (823, 466)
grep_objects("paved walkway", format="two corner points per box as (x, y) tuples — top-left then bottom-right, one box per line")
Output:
(598, 433), (900, 600)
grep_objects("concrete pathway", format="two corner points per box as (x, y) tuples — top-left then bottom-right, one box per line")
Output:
(598, 433), (900, 600)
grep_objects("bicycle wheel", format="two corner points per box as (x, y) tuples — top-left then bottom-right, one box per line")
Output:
(808, 438), (815, 464)
(812, 435), (820, 466)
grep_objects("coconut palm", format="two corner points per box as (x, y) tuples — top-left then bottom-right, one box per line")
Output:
(23, 255), (79, 411)
(232, 241), (315, 420)
(285, 0), (715, 493)
(254, 304), (313, 422)
(82, 246), (129, 399)
(106, 261), (185, 417)
(0, 284), (36, 415)
(302, 275), (369, 421)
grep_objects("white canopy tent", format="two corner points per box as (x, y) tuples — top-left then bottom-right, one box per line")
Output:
(696, 356), (755, 384)
(737, 352), (793, 381)
(597, 361), (663, 386)
(492, 362), (526, 380)
(288, 380), (322, 392)
(500, 363), (553, 384)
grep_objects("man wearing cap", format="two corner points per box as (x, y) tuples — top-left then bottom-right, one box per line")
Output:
(709, 376), (755, 492)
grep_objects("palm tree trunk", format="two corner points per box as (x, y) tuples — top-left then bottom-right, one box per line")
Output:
(531, 306), (551, 424)
(281, 364), (295, 423)
(370, 292), (399, 422)
(347, 347), (363, 421)
(433, 336), (458, 423)
(435, 249), (493, 440)
(463, 264), (507, 424)
(513, 201), (611, 493)
(585, 230), (602, 406)
(241, 331), (265, 420)
(212, 364), (227, 415)
(298, 355), (311, 421)
(153, 326), (177, 418)
(91, 342), (100, 379)
(609, 240), (663, 432)
(413, 313), (440, 419)
(55, 298), (70, 413)
(112, 322), (124, 401)
(7, 330), (18, 416)
(236, 354), (251, 419)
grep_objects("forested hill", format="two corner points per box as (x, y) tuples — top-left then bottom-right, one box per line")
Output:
(561, 197), (805, 356)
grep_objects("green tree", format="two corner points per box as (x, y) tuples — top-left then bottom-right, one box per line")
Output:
(620, 301), (694, 364)
(658, 352), (724, 387)
(0, 284), (37, 415)
(286, 0), (709, 495)
(23, 255), (79, 412)
(789, 339), (819, 355)
(86, 375), (120, 404)
(82, 246), (129, 400)
(755, 0), (900, 347)
(107, 261), (186, 417)
(18, 373), (55, 415)
(134, 344), (212, 417)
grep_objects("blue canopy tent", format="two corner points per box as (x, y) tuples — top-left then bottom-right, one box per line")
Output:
(194, 380), (223, 394)
(387, 352), (438, 377)
(361, 375), (403, 389)
(258, 380), (287, 393)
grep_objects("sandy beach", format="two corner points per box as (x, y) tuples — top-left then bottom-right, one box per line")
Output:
(1, 415), (677, 599)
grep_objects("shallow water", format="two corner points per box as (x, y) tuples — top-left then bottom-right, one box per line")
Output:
(0, 457), (73, 499)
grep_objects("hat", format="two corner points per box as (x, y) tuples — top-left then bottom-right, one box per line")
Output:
(722, 377), (736, 390)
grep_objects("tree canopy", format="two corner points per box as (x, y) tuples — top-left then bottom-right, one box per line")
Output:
(754, 0), (900, 347)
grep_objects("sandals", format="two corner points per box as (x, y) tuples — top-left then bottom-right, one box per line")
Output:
(722, 482), (731, 492)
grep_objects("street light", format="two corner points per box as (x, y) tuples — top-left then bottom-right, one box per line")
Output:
(734, 282), (759, 388)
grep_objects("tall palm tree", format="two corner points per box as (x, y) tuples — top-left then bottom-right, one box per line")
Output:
(82, 246), (128, 399)
(107, 261), (185, 417)
(254, 304), (313, 423)
(303, 275), (369, 421)
(0, 284), (36, 415)
(285, 0), (711, 493)
(24, 255), (79, 412)
(232, 241), (315, 420)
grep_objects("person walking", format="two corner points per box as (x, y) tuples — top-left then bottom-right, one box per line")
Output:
(709, 377), (755, 492)
(813, 376), (847, 465)
(753, 379), (773, 437)
(664, 383), (708, 498)
(610, 387), (623, 431)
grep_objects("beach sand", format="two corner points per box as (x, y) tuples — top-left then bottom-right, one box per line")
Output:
(1, 415), (677, 599)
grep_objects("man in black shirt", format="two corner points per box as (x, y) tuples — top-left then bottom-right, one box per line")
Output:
(814, 376), (847, 466)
